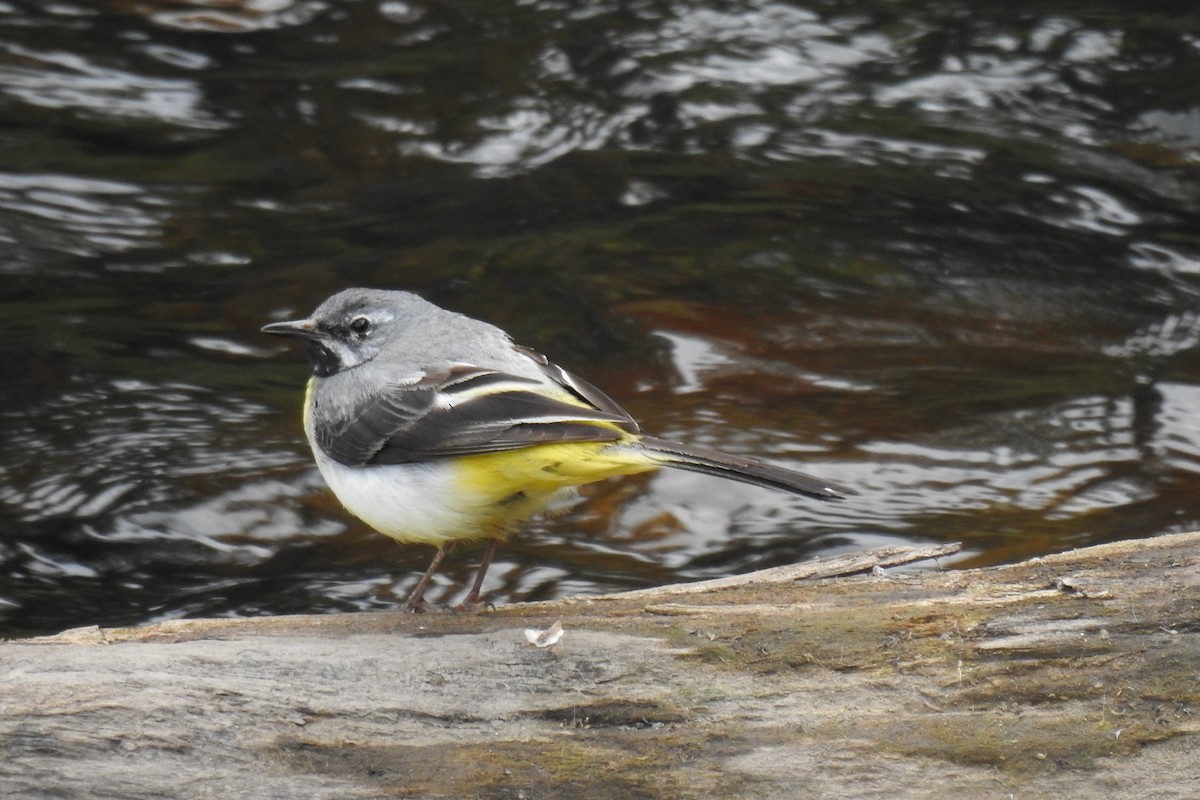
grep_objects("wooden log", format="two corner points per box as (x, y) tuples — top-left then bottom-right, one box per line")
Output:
(2, 532), (1198, 799)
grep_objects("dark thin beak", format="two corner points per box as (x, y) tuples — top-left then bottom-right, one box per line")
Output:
(261, 318), (319, 339)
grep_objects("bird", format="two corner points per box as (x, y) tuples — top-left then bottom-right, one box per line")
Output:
(262, 288), (856, 612)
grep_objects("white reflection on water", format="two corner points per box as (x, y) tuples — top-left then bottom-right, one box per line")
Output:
(400, 98), (642, 178)
(0, 379), (285, 526)
(626, 1), (888, 91)
(394, 1), (898, 176)
(766, 128), (987, 171)
(1128, 243), (1200, 278)
(1044, 185), (1144, 236)
(0, 42), (229, 129)
(1154, 383), (1200, 476)
(149, 0), (328, 34)
(875, 55), (1060, 113)
(656, 331), (736, 394)
(0, 173), (171, 262)
(1104, 311), (1200, 360)
(854, 390), (1167, 523)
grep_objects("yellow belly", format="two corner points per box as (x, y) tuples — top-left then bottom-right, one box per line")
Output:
(451, 441), (659, 532)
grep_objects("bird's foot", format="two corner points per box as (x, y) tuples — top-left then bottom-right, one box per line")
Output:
(453, 598), (495, 614)
(403, 598), (452, 614)
(403, 599), (427, 613)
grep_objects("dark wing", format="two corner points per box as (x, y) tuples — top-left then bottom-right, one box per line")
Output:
(316, 360), (640, 468)
(512, 345), (640, 428)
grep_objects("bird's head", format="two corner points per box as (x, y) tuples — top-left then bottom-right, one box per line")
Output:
(261, 288), (418, 377)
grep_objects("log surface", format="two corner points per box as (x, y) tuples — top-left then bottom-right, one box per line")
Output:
(3, 533), (1199, 799)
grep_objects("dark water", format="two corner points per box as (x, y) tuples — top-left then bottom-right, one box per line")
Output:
(2, 1), (1199, 637)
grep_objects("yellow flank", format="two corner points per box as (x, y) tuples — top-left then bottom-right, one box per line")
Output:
(453, 439), (660, 530)
(302, 377), (315, 429)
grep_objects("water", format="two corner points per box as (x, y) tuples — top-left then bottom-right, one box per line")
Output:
(2, 0), (1199, 637)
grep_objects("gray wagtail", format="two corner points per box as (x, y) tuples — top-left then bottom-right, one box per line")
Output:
(263, 288), (856, 611)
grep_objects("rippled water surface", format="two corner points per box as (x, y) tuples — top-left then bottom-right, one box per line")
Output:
(3, 0), (1200, 636)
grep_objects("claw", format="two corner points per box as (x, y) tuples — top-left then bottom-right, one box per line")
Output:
(399, 539), (502, 614)
(453, 599), (495, 614)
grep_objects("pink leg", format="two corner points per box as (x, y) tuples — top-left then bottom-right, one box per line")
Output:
(403, 544), (450, 613)
(457, 539), (500, 612)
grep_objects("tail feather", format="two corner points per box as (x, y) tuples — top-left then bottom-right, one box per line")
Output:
(637, 436), (857, 501)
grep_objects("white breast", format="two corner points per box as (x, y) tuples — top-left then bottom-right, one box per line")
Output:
(302, 384), (488, 546)
(311, 450), (493, 546)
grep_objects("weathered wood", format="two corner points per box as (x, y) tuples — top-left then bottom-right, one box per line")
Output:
(590, 541), (963, 600)
(3, 534), (1199, 800)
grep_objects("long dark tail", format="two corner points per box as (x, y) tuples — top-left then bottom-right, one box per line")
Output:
(637, 436), (857, 501)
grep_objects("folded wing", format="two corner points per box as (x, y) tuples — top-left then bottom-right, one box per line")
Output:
(315, 357), (639, 468)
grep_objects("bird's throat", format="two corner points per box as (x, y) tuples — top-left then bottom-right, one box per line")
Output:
(305, 340), (342, 377)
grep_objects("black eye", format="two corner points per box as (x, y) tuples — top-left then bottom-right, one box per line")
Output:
(349, 316), (372, 336)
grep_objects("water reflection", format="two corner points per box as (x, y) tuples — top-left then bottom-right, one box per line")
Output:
(0, 41), (226, 129)
(148, 0), (329, 33)
(0, 0), (1199, 636)
(0, 173), (173, 265)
